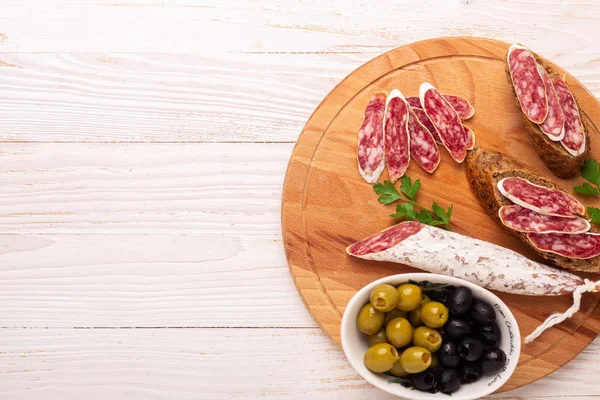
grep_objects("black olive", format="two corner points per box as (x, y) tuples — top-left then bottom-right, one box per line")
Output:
(481, 348), (507, 374)
(411, 370), (436, 392)
(461, 361), (483, 383)
(479, 322), (502, 347)
(438, 342), (461, 368)
(458, 337), (485, 362)
(447, 287), (473, 316)
(470, 299), (496, 324)
(435, 368), (461, 394)
(425, 290), (448, 304)
(445, 318), (472, 340)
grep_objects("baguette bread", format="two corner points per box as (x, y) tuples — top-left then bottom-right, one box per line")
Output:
(505, 48), (589, 178)
(465, 146), (599, 273)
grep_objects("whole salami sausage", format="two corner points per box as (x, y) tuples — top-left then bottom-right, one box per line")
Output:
(497, 177), (585, 217)
(537, 65), (565, 141)
(384, 89), (411, 182)
(407, 107), (440, 173)
(499, 204), (590, 234)
(552, 76), (587, 156)
(420, 83), (469, 163)
(347, 221), (584, 296)
(507, 44), (548, 124)
(356, 92), (387, 183)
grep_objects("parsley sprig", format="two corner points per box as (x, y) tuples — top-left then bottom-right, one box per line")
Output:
(374, 176), (453, 231)
(573, 159), (600, 224)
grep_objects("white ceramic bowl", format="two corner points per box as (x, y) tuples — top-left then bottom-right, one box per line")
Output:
(341, 273), (521, 400)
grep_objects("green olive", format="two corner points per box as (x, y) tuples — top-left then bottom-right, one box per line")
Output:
(357, 304), (385, 335)
(400, 346), (432, 374)
(385, 309), (407, 322)
(420, 302), (449, 328)
(421, 295), (432, 306)
(412, 326), (442, 352)
(370, 284), (400, 312)
(396, 283), (422, 312)
(429, 353), (440, 370)
(364, 343), (399, 373)
(408, 307), (423, 327)
(385, 317), (413, 348)
(367, 329), (388, 347)
(389, 359), (409, 377)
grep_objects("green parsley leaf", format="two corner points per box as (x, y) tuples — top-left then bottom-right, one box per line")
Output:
(415, 209), (434, 225)
(432, 202), (452, 224)
(374, 180), (404, 204)
(587, 206), (600, 224)
(573, 182), (600, 196)
(391, 203), (416, 220)
(581, 159), (600, 186)
(400, 176), (421, 201)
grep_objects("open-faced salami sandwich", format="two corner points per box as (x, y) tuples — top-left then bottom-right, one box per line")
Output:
(506, 44), (589, 178)
(465, 146), (599, 273)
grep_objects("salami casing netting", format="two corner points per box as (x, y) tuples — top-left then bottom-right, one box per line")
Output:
(497, 177), (585, 217)
(346, 221), (584, 296)
(552, 76), (586, 156)
(357, 92), (387, 183)
(528, 232), (600, 259)
(499, 204), (590, 233)
(384, 90), (410, 183)
(537, 65), (565, 141)
(419, 83), (468, 163)
(407, 107), (440, 173)
(507, 44), (548, 124)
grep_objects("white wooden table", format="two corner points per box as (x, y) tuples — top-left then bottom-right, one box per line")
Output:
(1, 0), (600, 398)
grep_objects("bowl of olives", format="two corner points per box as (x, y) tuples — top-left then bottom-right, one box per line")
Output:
(341, 273), (521, 400)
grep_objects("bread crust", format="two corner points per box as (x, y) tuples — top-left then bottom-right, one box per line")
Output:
(505, 49), (589, 178)
(465, 146), (599, 273)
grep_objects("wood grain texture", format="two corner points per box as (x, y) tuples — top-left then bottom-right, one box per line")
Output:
(282, 37), (600, 392)
(0, 328), (599, 400)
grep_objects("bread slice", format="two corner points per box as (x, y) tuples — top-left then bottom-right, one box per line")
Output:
(465, 146), (599, 273)
(505, 47), (589, 178)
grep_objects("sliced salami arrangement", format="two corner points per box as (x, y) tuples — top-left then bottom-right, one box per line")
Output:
(356, 85), (475, 182)
(506, 43), (589, 177)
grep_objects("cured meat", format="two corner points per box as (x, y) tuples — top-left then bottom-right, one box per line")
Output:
(507, 44), (548, 124)
(528, 232), (600, 259)
(347, 221), (585, 296)
(357, 91), (387, 183)
(497, 177), (585, 217)
(384, 89), (410, 183)
(552, 77), (587, 156)
(407, 107), (440, 173)
(499, 205), (590, 234)
(443, 95), (475, 120)
(537, 65), (565, 141)
(406, 95), (474, 120)
(420, 82), (469, 163)
(412, 107), (441, 143)
(466, 127), (475, 150)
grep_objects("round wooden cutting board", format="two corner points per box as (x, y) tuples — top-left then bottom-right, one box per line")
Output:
(281, 37), (600, 392)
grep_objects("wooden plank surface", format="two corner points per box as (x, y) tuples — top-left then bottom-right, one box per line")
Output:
(1, 0), (600, 398)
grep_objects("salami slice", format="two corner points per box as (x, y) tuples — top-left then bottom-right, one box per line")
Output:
(528, 232), (600, 259)
(406, 95), (474, 120)
(552, 77), (587, 156)
(407, 107), (440, 173)
(537, 65), (565, 141)
(466, 127), (475, 150)
(347, 221), (584, 296)
(499, 205), (590, 233)
(498, 177), (585, 217)
(412, 107), (441, 143)
(507, 44), (548, 124)
(420, 82), (468, 163)
(384, 89), (410, 183)
(357, 91), (387, 183)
